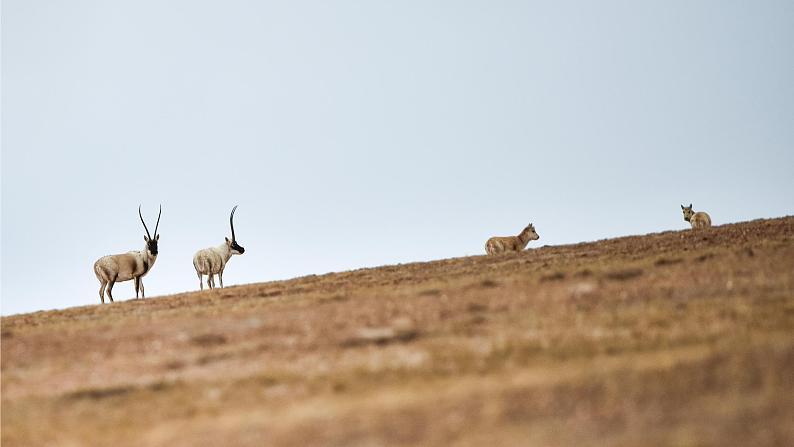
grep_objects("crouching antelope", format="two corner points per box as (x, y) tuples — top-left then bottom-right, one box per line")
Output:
(93, 205), (161, 303)
(485, 223), (540, 255)
(681, 204), (711, 229)
(193, 206), (245, 290)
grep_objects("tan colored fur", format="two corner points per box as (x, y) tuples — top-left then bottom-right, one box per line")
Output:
(93, 241), (157, 303)
(485, 223), (540, 255)
(193, 238), (240, 290)
(681, 204), (712, 230)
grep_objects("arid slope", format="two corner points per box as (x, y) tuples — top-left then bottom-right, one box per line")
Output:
(2, 217), (794, 446)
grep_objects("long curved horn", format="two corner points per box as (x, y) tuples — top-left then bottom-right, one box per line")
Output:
(139, 205), (151, 239)
(230, 205), (238, 241)
(154, 204), (162, 236)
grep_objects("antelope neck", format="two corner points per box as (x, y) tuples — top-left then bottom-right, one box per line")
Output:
(216, 242), (234, 262)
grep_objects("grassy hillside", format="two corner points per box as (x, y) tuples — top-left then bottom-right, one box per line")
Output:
(2, 217), (793, 446)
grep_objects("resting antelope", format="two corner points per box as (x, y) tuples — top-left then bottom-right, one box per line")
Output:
(93, 205), (161, 303)
(485, 223), (540, 255)
(193, 206), (245, 290)
(681, 204), (711, 229)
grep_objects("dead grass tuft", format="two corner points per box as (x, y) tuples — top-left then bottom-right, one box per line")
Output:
(604, 268), (644, 281)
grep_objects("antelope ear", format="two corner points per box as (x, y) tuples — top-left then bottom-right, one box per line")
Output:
(225, 237), (230, 244)
(689, 203), (692, 208)
(155, 234), (160, 241)
(681, 204), (685, 209)
(144, 235), (150, 242)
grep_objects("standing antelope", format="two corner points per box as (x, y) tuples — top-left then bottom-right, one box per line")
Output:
(193, 206), (245, 290)
(485, 223), (540, 255)
(93, 205), (161, 303)
(681, 204), (712, 229)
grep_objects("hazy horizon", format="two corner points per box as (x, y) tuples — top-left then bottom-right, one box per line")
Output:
(3, 1), (793, 315)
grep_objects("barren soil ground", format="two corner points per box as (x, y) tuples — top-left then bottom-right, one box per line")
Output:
(2, 217), (794, 446)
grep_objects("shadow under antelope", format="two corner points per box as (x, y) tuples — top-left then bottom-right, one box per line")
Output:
(485, 223), (540, 255)
(681, 204), (712, 229)
(93, 205), (161, 303)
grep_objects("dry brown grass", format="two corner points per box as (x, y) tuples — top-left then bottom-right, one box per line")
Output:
(2, 217), (794, 446)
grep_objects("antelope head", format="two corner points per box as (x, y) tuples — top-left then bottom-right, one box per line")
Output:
(139, 205), (161, 256)
(522, 223), (540, 241)
(681, 204), (694, 222)
(225, 205), (245, 255)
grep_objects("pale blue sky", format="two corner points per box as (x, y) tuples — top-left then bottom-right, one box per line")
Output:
(2, 1), (793, 315)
